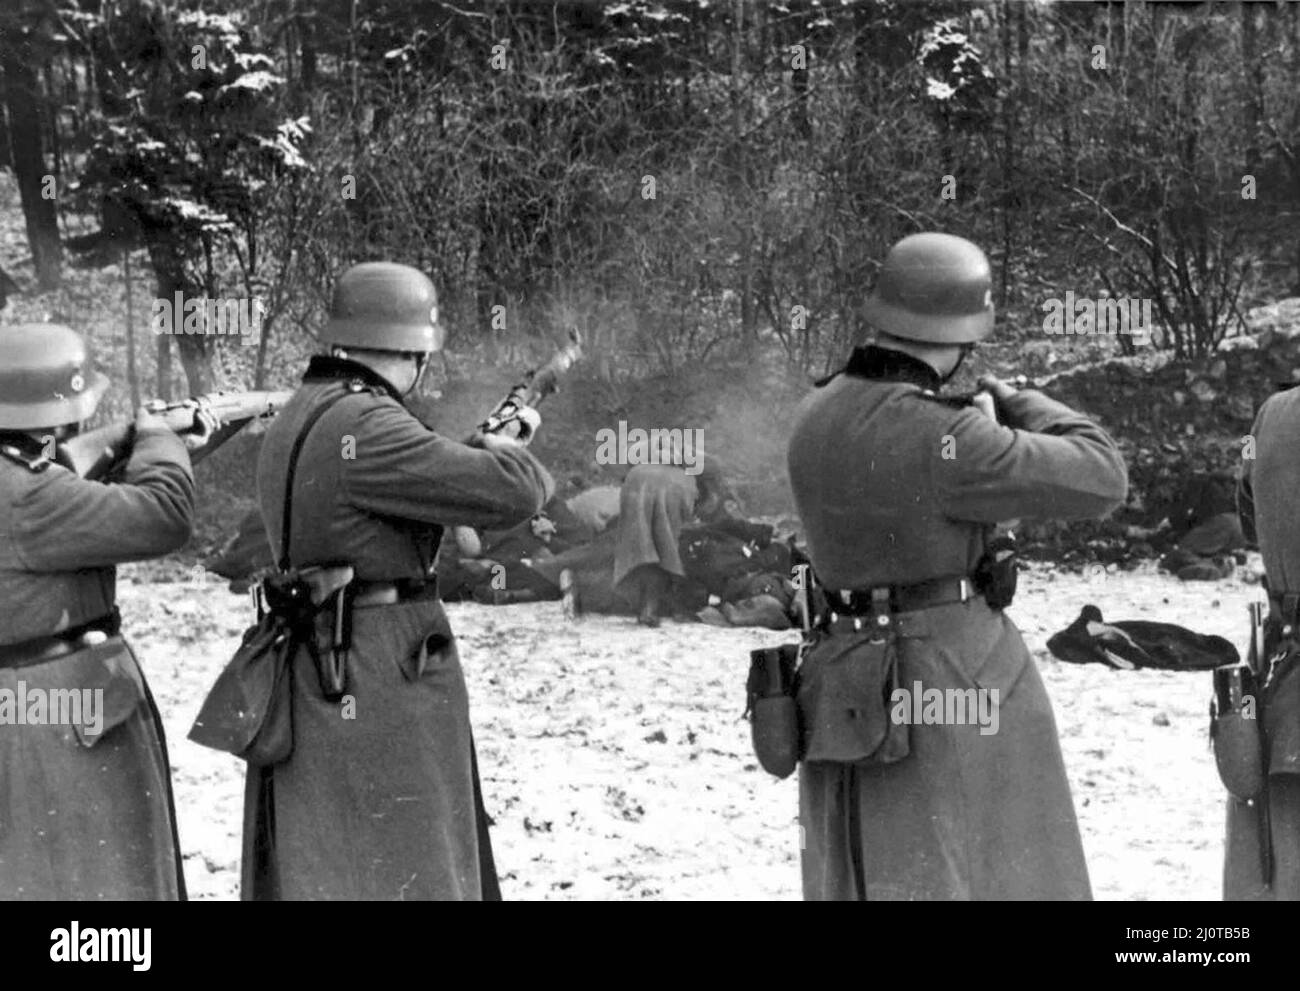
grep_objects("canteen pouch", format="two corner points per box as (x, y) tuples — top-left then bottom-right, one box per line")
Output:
(796, 629), (910, 766)
(745, 643), (801, 779)
(1210, 663), (1266, 801)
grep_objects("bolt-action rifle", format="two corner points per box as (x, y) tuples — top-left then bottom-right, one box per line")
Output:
(61, 390), (294, 481)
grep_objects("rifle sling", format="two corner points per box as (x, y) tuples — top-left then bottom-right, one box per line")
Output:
(278, 391), (351, 572)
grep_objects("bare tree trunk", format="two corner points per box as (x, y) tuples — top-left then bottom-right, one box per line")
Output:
(174, 336), (214, 396)
(1000, 0), (1015, 308)
(1057, 13), (1072, 185)
(124, 250), (140, 409)
(299, 0), (317, 93)
(146, 235), (212, 397)
(2, 53), (62, 289)
(1289, 2), (1300, 291)
(792, 46), (811, 141)
(156, 336), (172, 400)
(731, 0), (756, 351)
(0, 57), (10, 169)
(1241, 2), (1263, 176)
(254, 312), (275, 390)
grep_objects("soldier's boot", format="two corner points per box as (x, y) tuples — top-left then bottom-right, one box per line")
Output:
(637, 567), (671, 628)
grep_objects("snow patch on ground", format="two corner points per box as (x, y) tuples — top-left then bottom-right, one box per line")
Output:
(119, 561), (1252, 900)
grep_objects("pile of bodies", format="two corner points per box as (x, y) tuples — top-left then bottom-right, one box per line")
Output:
(206, 465), (804, 631)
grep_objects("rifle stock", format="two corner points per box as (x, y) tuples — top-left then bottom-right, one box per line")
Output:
(63, 390), (294, 481)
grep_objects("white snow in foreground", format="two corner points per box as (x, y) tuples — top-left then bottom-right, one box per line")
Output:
(120, 559), (1250, 901)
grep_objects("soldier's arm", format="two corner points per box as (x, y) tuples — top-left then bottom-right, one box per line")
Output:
(934, 390), (1128, 523)
(14, 422), (195, 570)
(342, 399), (555, 528)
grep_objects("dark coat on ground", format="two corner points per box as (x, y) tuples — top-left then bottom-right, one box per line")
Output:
(787, 345), (1128, 901)
(0, 425), (194, 899)
(1047, 605), (1238, 671)
(1230, 386), (1300, 900)
(244, 356), (552, 901)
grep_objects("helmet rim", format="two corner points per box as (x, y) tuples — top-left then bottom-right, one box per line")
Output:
(862, 294), (993, 344)
(0, 368), (108, 431)
(320, 317), (439, 353)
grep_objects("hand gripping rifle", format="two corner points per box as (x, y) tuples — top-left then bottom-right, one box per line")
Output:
(62, 389), (295, 481)
(477, 328), (583, 437)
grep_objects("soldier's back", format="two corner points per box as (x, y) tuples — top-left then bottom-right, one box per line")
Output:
(788, 373), (980, 589)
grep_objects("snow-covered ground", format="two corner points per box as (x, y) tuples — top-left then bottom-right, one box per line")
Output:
(121, 560), (1257, 900)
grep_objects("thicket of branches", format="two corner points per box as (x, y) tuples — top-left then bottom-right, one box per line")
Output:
(2, 0), (1299, 398)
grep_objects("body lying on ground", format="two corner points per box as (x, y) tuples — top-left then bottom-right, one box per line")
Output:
(207, 473), (801, 629)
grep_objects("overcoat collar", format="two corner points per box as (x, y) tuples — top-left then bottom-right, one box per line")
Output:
(817, 345), (944, 392)
(304, 354), (404, 403)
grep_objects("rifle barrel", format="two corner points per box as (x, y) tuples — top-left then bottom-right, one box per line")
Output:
(63, 390), (294, 480)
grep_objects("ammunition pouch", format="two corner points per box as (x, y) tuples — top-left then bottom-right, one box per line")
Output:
(745, 643), (801, 779)
(795, 621), (911, 767)
(972, 535), (1019, 611)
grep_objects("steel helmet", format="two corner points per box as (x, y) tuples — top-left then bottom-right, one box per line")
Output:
(0, 323), (109, 430)
(862, 232), (995, 344)
(320, 262), (442, 353)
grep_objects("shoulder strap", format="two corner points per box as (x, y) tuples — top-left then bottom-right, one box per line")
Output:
(278, 390), (352, 572)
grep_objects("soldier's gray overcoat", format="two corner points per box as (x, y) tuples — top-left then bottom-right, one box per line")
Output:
(787, 346), (1127, 900)
(0, 426), (194, 899)
(244, 356), (552, 900)
(1231, 386), (1300, 901)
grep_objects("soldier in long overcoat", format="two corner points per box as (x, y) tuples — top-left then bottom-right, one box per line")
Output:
(0, 323), (196, 899)
(1229, 386), (1300, 900)
(786, 234), (1128, 900)
(243, 263), (553, 900)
